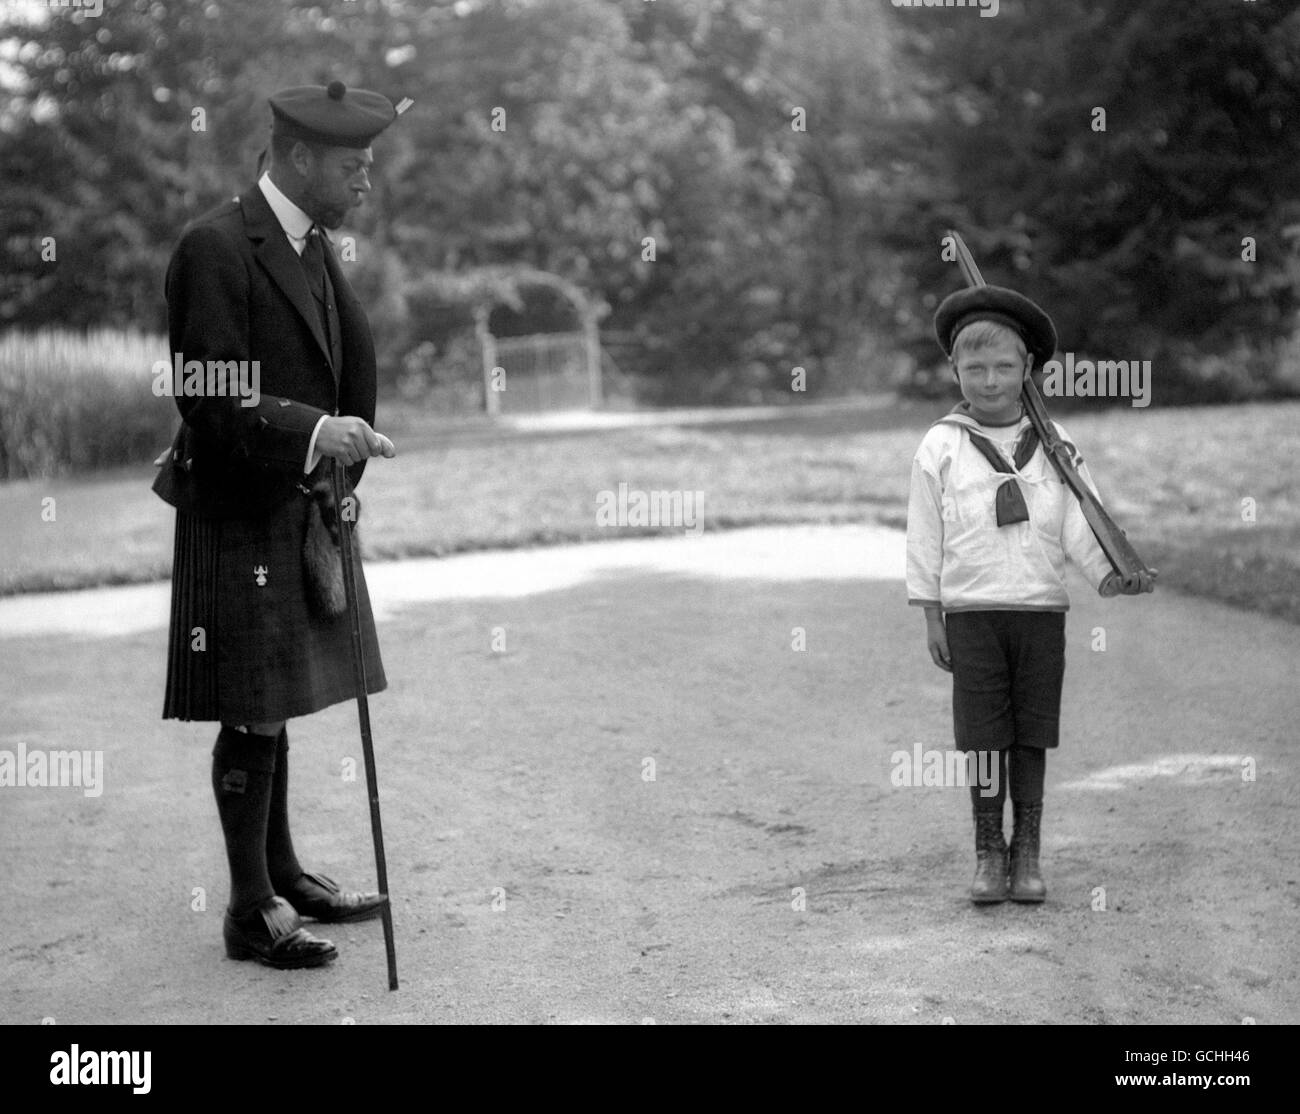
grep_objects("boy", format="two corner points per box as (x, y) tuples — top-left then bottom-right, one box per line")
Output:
(905, 284), (1155, 904)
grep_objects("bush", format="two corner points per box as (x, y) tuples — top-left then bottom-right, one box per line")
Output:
(0, 329), (174, 480)
(395, 334), (485, 415)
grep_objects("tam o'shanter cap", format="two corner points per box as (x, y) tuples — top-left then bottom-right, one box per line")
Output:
(934, 284), (1058, 369)
(270, 81), (407, 148)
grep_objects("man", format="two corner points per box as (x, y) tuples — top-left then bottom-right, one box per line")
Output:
(153, 81), (402, 968)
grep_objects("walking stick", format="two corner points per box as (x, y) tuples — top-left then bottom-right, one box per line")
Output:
(946, 229), (1153, 582)
(332, 458), (399, 991)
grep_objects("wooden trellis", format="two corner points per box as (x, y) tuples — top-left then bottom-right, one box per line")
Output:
(471, 271), (604, 415)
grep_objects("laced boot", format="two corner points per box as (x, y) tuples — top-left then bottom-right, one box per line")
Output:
(970, 804), (1008, 904)
(1009, 801), (1046, 903)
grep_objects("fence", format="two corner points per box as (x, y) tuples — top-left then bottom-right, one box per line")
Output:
(484, 331), (601, 413)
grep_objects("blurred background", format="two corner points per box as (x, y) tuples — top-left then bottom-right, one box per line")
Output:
(4, 0), (1300, 419)
(1, 0), (1297, 621)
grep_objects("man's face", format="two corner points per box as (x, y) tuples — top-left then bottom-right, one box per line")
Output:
(953, 337), (1028, 423)
(298, 145), (373, 229)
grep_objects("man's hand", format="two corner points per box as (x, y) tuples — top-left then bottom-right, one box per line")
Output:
(315, 416), (396, 466)
(1099, 567), (1158, 596)
(926, 610), (952, 673)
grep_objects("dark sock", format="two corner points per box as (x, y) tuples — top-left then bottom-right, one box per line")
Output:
(1009, 744), (1046, 804)
(211, 725), (278, 918)
(266, 727), (305, 891)
(969, 749), (1008, 810)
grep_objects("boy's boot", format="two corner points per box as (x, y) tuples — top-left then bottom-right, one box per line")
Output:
(1008, 801), (1046, 903)
(970, 804), (1009, 904)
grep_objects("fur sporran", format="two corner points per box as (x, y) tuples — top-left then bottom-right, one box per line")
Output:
(302, 479), (361, 620)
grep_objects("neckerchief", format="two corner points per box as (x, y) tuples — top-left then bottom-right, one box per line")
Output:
(932, 403), (1039, 527)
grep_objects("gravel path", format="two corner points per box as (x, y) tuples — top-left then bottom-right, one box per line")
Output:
(1, 525), (1295, 1024)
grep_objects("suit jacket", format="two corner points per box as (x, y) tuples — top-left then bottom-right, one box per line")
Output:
(152, 183), (376, 519)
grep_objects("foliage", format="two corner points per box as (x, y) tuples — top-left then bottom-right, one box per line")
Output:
(1, 0), (1298, 405)
(887, 0), (1300, 400)
(0, 328), (172, 479)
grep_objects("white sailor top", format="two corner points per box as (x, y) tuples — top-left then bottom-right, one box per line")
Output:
(906, 412), (1114, 613)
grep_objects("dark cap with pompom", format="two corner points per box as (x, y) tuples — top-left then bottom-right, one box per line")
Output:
(269, 81), (402, 148)
(934, 284), (1058, 369)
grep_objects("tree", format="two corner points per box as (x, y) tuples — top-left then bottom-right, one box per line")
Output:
(889, 0), (1300, 400)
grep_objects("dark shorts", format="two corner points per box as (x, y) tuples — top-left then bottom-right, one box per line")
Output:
(162, 494), (386, 724)
(946, 610), (1066, 751)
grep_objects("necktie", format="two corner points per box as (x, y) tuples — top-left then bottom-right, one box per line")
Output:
(300, 225), (326, 300)
(966, 426), (1040, 527)
(299, 226), (341, 370)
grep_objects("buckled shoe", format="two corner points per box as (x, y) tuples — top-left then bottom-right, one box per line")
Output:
(223, 895), (338, 968)
(282, 870), (387, 924)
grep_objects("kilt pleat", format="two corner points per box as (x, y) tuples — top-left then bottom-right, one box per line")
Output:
(162, 496), (386, 724)
(163, 511), (221, 719)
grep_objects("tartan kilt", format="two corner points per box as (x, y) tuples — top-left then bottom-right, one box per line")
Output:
(162, 490), (386, 723)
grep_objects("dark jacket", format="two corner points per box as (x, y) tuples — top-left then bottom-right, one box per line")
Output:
(152, 183), (375, 519)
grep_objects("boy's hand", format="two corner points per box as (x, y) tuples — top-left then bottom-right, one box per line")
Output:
(1099, 568), (1158, 596)
(926, 614), (952, 672)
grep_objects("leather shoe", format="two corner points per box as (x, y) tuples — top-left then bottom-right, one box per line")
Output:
(223, 896), (338, 969)
(281, 870), (387, 924)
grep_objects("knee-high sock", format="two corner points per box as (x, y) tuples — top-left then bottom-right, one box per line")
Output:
(211, 726), (278, 918)
(266, 727), (305, 891)
(1009, 744), (1046, 804)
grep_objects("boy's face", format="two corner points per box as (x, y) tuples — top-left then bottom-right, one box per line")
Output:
(953, 337), (1029, 424)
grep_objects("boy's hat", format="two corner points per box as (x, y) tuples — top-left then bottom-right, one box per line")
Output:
(935, 285), (1057, 369)
(270, 81), (401, 148)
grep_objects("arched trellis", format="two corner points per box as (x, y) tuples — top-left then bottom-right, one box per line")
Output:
(424, 266), (607, 414)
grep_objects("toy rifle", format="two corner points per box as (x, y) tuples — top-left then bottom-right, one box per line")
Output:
(946, 230), (1152, 581)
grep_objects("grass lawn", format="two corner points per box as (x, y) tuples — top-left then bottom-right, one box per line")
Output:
(1, 397), (1296, 624)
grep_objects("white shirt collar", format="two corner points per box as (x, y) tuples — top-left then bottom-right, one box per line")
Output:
(258, 171), (313, 251)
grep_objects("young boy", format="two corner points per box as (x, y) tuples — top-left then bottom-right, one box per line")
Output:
(905, 284), (1155, 904)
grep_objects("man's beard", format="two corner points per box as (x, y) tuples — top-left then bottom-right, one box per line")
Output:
(301, 184), (348, 229)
